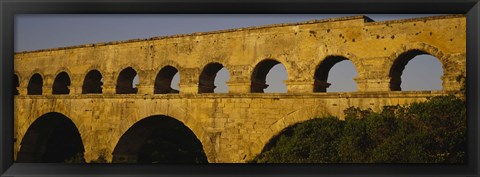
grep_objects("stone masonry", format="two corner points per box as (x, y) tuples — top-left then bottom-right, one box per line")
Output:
(13, 15), (465, 163)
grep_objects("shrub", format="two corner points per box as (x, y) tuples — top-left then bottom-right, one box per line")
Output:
(250, 95), (466, 163)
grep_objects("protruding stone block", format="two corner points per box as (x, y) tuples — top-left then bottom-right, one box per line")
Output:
(285, 80), (314, 93)
(226, 81), (251, 93)
(354, 78), (390, 92)
(136, 85), (154, 95)
(179, 84), (199, 94)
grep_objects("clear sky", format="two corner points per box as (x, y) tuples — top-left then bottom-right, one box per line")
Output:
(15, 14), (444, 93)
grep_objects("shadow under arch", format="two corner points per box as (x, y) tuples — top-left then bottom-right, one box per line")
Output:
(116, 67), (138, 94)
(52, 72), (71, 95)
(14, 74), (19, 95)
(27, 73), (43, 95)
(112, 115), (208, 163)
(82, 69), (103, 94)
(251, 59), (287, 93)
(314, 56), (357, 92)
(198, 62), (229, 93)
(389, 49), (443, 91)
(154, 65), (179, 94)
(16, 112), (85, 163)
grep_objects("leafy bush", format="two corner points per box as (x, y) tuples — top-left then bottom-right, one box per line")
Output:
(250, 95), (466, 163)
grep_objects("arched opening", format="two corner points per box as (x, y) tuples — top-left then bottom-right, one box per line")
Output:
(172, 73), (180, 91)
(198, 63), (229, 93)
(52, 72), (71, 95)
(16, 112), (85, 163)
(314, 56), (358, 92)
(112, 115), (208, 163)
(116, 67), (138, 94)
(154, 66), (179, 94)
(27, 73), (43, 95)
(389, 50), (443, 91)
(14, 74), (19, 95)
(251, 59), (287, 93)
(82, 70), (103, 94)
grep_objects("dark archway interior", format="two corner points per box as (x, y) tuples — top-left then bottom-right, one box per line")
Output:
(16, 112), (85, 163)
(112, 115), (208, 164)
(389, 50), (427, 91)
(154, 66), (179, 94)
(52, 72), (71, 95)
(27, 73), (43, 95)
(314, 56), (348, 92)
(82, 70), (103, 94)
(198, 63), (224, 93)
(14, 74), (19, 95)
(251, 59), (280, 93)
(116, 67), (138, 94)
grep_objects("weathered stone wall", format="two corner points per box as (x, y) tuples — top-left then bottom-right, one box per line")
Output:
(13, 15), (466, 163)
(14, 91), (447, 163)
(14, 15), (465, 94)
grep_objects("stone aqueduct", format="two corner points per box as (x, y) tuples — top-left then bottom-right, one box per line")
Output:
(13, 15), (465, 163)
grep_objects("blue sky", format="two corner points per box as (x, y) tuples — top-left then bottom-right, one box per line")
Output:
(15, 14), (444, 92)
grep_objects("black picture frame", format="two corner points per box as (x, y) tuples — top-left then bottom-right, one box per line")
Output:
(1, 0), (479, 176)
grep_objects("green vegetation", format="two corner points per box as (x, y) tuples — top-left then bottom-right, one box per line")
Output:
(250, 95), (466, 163)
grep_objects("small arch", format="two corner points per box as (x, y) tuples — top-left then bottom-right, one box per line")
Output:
(112, 115), (208, 163)
(82, 70), (103, 94)
(116, 67), (138, 94)
(52, 72), (71, 95)
(198, 63), (230, 93)
(27, 73), (43, 95)
(251, 59), (287, 93)
(154, 66), (179, 94)
(314, 56), (358, 92)
(389, 50), (443, 91)
(14, 74), (19, 95)
(16, 112), (85, 163)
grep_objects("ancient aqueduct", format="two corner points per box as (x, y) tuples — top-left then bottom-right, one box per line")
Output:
(13, 15), (465, 163)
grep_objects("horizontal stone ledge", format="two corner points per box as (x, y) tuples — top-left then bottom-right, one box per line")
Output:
(13, 90), (460, 100)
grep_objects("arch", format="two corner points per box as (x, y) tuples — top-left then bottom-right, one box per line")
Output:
(27, 73), (43, 95)
(249, 104), (333, 161)
(14, 74), (19, 95)
(154, 66), (179, 94)
(52, 72), (71, 95)
(314, 56), (358, 92)
(389, 49), (443, 91)
(82, 69), (103, 94)
(116, 67), (138, 94)
(251, 59), (287, 93)
(112, 115), (208, 163)
(198, 62), (229, 93)
(16, 112), (85, 163)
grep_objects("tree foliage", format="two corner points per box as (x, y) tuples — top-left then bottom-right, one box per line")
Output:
(250, 95), (466, 163)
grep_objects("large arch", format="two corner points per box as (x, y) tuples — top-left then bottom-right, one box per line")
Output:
(112, 115), (208, 163)
(82, 69), (103, 94)
(154, 66), (179, 94)
(389, 49), (443, 91)
(247, 103), (334, 161)
(16, 112), (85, 163)
(116, 67), (138, 94)
(250, 59), (287, 93)
(198, 62), (229, 93)
(27, 73), (43, 95)
(314, 56), (358, 92)
(52, 72), (71, 95)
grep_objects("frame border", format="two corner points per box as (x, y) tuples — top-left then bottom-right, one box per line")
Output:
(1, 0), (479, 176)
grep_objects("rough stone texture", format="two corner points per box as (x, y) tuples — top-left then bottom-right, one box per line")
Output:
(13, 15), (465, 163)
